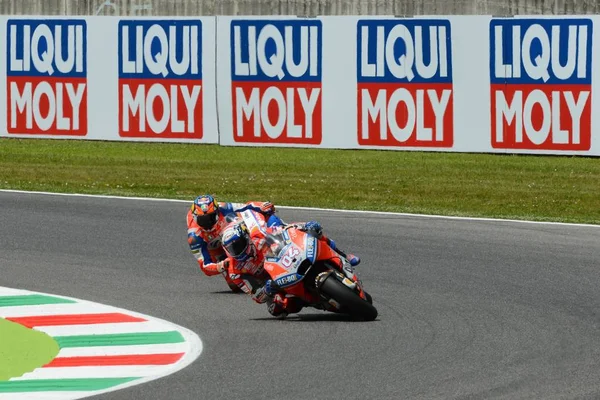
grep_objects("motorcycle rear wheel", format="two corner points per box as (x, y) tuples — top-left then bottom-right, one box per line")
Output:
(320, 275), (378, 321)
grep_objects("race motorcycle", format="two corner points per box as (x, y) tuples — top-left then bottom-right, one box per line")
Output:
(261, 224), (377, 321)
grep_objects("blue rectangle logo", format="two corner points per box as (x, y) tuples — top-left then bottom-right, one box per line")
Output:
(118, 20), (202, 80)
(231, 20), (322, 82)
(357, 19), (452, 83)
(489, 19), (592, 84)
(7, 19), (87, 78)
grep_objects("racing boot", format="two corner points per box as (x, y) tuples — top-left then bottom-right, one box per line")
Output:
(345, 253), (361, 267)
(267, 294), (288, 319)
(267, 294), (304, 319)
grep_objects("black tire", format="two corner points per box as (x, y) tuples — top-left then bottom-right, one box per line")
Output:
(319, 275), (378, 321)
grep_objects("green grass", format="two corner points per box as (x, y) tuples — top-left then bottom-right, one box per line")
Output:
(0, 318), (59, 380)
(1, 138), (599, 224)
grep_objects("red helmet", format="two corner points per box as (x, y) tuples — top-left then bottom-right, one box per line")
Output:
(191, 195), (219, 231)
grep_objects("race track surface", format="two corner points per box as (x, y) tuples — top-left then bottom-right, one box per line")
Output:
(2, 191), (600, 400)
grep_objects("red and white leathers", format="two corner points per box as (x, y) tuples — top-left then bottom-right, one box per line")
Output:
(186, 201), (274, 290)
(224, 226), (272, 300)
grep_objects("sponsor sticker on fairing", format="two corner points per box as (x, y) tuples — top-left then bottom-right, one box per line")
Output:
(118, 20), (203, 138)
(230, 20), (322, 144)
(7, 19), (87, 135)
(490, 19), (592, 151)
(357, 19), (453, 147)
(305, 235), (316, 263)
(275, 273), (301, 287)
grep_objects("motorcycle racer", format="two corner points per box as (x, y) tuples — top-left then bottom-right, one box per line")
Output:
(220, 221), (272, 300)
(221, 218), (360, 318)
(186, 194), (281, 291)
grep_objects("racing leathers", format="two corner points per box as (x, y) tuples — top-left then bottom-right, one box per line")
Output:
(222, 222), (304, 316)
(186, 201), (279, 288)
(223, 225), (272, 301)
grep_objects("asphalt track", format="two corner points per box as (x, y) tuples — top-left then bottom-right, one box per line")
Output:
(2, 191), (600, 400)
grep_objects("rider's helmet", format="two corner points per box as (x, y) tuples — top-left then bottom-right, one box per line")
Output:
(191, 195), (220, 231)
(222, 222), (255, 262)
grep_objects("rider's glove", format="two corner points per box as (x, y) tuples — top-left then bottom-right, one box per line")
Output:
(264, 279), (276, 296)
(303, 221), (323, 238)
(260, 201), (275, 216)
(252, 286), (269, 304)
(216, 258), (230, 273)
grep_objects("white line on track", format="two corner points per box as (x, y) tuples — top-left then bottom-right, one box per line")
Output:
(0, 392), (93, 400)
(57, 343), (189, 358)
(13, 365), (171, 380)
(0, 303), (112, 318)
(37, 320), (175, 337)
(0, 287), (36, 296)
(0, 188), (598, 228)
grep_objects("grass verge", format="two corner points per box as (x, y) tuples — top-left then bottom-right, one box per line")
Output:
(0, 318), (59, 380)
(0, 138), (599, 224)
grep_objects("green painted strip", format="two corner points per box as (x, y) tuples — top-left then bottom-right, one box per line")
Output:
(55, 331), (185, 348)
(0, 377), (138, 393)
(0, 295), (75, 307)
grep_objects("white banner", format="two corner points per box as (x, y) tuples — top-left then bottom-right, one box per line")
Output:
(217, 15), (600, 156)
(1, 15), (599, 156)
(0, 16), (218, 143)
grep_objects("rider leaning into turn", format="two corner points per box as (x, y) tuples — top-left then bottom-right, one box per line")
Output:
(221, 218), (361, 318)
(186, 194), (280, 289)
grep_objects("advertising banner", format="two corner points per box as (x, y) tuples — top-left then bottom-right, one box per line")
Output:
(1, 16), (218, 143)
(218, 15), (600, 155)
(357, 19), (454, 148)
(1, 15), (599, 156)
(217, 16), (473, 151)
(490, 18), (593, 151)
(118, 19), (204, 139)
(6, 19), (88, 136)
(218, 17), (324, 146)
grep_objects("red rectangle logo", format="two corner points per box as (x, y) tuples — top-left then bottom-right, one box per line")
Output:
(8, 77), (87, 135)
(232, 82), (322, 144)
(358, 83), (453, 147)
(491, 85), (591, 150)
(119, 80), (203, 138)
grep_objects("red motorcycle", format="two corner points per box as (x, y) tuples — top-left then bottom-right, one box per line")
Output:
(261, 224), (377, 321)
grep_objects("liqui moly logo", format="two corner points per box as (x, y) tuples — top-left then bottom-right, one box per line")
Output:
(357, 20), (453, 147)
(490, 19), (592, 150)
(119, 20), (203, 139)
(231, 20), (322, 144)
(7, 20), (87, 135)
